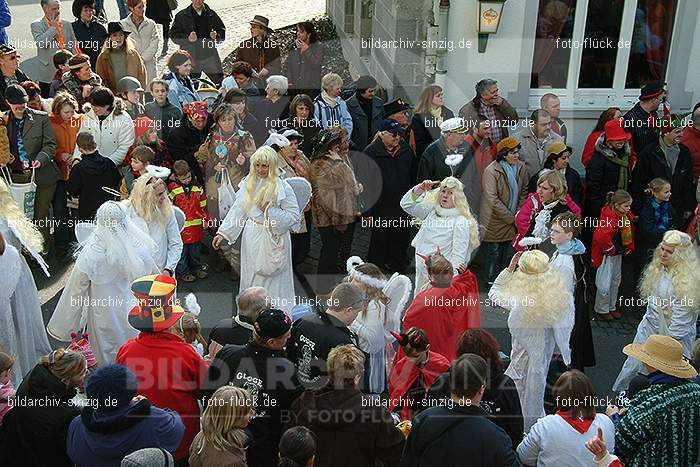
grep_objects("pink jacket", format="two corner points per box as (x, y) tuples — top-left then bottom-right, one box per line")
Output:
(0, 381), (15, 425)
(513, 192), (582, 250)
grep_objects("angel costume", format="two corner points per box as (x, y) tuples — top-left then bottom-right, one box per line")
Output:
(400, 188), (474, 296)
(612, 271), (698, 392)
(489, 269), (574, 432)
(48, 202), (159, 365)
(0, 223), (51, 387)
(121, 201), (183, 273)
(217, 176), (302, 314)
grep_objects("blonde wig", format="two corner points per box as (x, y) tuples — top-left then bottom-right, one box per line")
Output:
(243, 146), (282, 213)
(537, 170), (568, 202)
(0, 177), (44, 252)
(198, 386), (252, 453)
(423, 177), (480, 251)
(127, 173), (173, 226)
(499, 250), (569, 326)
(639, 230), (700, 309)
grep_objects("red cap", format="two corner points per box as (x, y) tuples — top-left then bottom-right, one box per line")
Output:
(604, 118), (632, 142)
(134, 116), (156, 140)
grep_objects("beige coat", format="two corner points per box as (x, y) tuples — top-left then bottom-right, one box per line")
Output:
(479, 159), (529, 242)
(95, 45), (147, 94)
(121, 15), (160, 84)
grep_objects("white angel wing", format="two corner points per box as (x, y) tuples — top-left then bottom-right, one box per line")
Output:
(285, 177), (312, 233)
(7, 221), (50, 277)
(383, 273), (413, 335)
(184, 293), (201, 316)
(173, 206), (186, 232)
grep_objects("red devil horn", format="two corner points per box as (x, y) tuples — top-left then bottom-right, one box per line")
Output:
(416, 253), (431, 266)
(70, 331), (77, 339)
(412, 335), (421, 346)
(390, 331), (402, 342)
(436, 245), (441, 255)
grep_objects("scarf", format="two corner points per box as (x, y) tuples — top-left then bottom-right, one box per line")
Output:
(620, 212), (633, 248)
(650, 198), (670, 231)
(429, 106), (443, 126)
(320, 90), (338, 108)
(45, 16), (66, 50)
(594, 133), (631, 190)
(499, 160), (519, 214)
(386, 143), (400, 158)
(557, 238), (586, 256)
(556, 410), (594, 434)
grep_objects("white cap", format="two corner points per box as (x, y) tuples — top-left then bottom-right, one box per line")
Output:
(440, 117), (468, 134)
(264, 132), (291, 148)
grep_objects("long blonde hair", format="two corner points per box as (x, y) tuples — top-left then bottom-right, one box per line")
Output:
(198, 386), (252, 452)
(127, 174), (173, 225)
(639, 230), (700, 309)
(0, 178), (44, 252)
(415, 84), (443, 114)
(244, 146), (281, 213)
(423, 177), (480, 251)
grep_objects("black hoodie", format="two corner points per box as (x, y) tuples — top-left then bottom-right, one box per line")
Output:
(67, 150), (122, 221)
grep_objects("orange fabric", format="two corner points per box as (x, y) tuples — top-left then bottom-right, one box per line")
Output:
(45, 17), (66, 50)
(49, 113), (83, 180)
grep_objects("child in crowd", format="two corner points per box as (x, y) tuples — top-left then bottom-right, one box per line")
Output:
(49, 49), (73, 98)
(637, 178), (674, 267)
(179, 312), (207, 357)
(591, 190), (635, 321)
(117, 76), (146, 119)
(67, 132), (122, 221)
(126, 116), (174, 170)
(121, 145), (155, 199)
(278, 426), (317, 467)
(168, 160), (211, 283)
(0, 351), (15, 427)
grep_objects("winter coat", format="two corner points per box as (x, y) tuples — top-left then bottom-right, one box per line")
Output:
(346, 93), (384, 151)
(58, 70), (103, 110)
(121, 15), (160, 84)
(513, 192), (581, 251)
(480, 160), (529, 242)
(584, 133), (633, 220)
(312, 93), (353, 135)
(188, 431), (247, 467)
(169, 4), (225, 77)
(581, 130), (602, 167)
(49, 113), (84, 180)
(637, 196), (677, 258)
(0, 69), (29, 112)
(71, 19), (107, 71)
(287, 386), (405, 467)
(399, 404), (519, 467)
(66, 400), (185, 467)
(145, 0), (172, 25)
(1, 363), (80, 467)
(282, 41), (322, 98)
(680, 125), (700, 182)
(145, 99), (183, 141)
(427, 368), (524, 450)
(591, 205), (635, 267)
(30, 18), (78, 83)
(309, 155), (359, 227)
(623, 102), (658, 156)
(286, 309), (356, 388)
(514, 128), (563, 178)
(5, 108), (60, 187)
(115, 332), (209, 461)
(67, 150), (122, 221)
(410, 107), (454, 159)
(167, 180), (210, 244)
(95, 46), (147, 93)
(253, 96), (290, 133)
(360, 139), (416, 219)
(204, 341), (301, 467)
(528, 166), (583, 208)
(165, 74), (201, 112)
(234, 36), (281, 76)
(629, 140), (694, 222)
(458, 97), (518, 142)
(168, 114), (212, 183)
(74, 100), (135, 166)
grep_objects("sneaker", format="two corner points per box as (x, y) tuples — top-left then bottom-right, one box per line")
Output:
(194, 269), (208, 279)
(179, 273), (197, 283)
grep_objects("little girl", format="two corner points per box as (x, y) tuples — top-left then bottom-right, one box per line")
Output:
(0, 351), (15, 428)
(637, 178), (673, 267)
(180, 312), (207, 357)
(591, 190), (635, 321)
(120, 145), (154, 199)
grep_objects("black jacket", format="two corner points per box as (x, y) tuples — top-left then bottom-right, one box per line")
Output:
(285, 117), (321, 158)
(253, 96), (290, 134)
(281, 41), (323, 99)
(203, 341), (301, 467)
(287, 386), (405, 467)
(66, 151), (121, 221)
(144, 99), (182, 142)
(286, 309), (356, 389)
(584, 145), (632, 220)
(145, 0), (172, 25)
(410, 106), (454, 159)
(169, 4), (225, 70)
(427, 368), (524, 450)
(346, 93), (384, 151)
(1, 364), (81, 467)
(399, 404), (519, 467)
(167, 115), (212, 183)
(528, 166), (583, 208)
(360, 139), (416, 219)
(629, 141), (694, 223)
(623, 102), (658, 156)
(0, 69), (30, 111)
(71, 19), (107, 71)
(208, 317), (253, 347)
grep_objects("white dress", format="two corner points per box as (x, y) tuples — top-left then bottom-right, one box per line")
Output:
(400, 189), (473, 296)
(488, 269), (574, 433)
(0, 230), (51, 387)
(350, 300), (388, 393)
(548, 251), (576, 364)
(47, 234), (158, 365)
(122, 202), (184, 273)
(612, 271), (698, 392)
(218, 177), (301, 314)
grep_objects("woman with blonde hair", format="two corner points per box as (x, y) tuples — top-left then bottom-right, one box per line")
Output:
(401, 176), (480, 295)
(189, 386), (253, 466)
(411, 84), (455, 158)
(488, 249), (572, 431)
(213, 146), (302, 314)
(123, 172), (183, 275)
(613, 230), (700, 391)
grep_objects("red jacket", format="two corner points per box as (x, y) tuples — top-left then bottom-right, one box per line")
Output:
(513, 192), (582, 251)
(389, 351), (450, 420)
(582, 130), (602, 167)
(167, 180), (211, 244)
(591, 205), (635, 267)
(115, 332), (209, 461)
(680, 125), (700, 183)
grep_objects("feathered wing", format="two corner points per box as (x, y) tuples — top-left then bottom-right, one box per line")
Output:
(383, 273), (413, 339)
(9, 221), (50, 277)
(173, 206), (186, 232)
(285, 177), (312, 233)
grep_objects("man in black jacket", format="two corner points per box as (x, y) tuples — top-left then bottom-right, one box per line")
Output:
(286, 282), (364, 389)
(169, 0), (225, 85)
(346, 75), (384, 151)
(400, 354), (519, 467)
(204, 309), (301, 467)
(208, 286), (270, 356)
(623, 81), (666, 156)
(629, 114), (695, 228)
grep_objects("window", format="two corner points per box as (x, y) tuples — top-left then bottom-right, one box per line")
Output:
(529, 0), (678, 107)
(360, 0), (375, 58)
(345, 0), (355, 34)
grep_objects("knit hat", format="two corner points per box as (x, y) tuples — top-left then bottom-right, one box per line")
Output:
(639, 81), (665, 100)
(603, 118), (632, 141)
(383, 98), (413, 117)
(85, 364), (138, 411)
(496, 136), (520, 154)
(67, 331), (98, 370)
(121, 448), (174, 467)
(254, 309), (292, 340)
(133, 116), (156, 139)
(355, 75), (377, 92)
(68, 54), (91, 70)
(128, 275), (184, 333)
(623, 335), (697, 379)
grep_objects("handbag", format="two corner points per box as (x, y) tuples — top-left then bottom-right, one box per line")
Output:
(254, 205), (286, 277)
(595, 256), (613, 296)
(217, 169), (237, 219)
(166, 0), (178, 10)
(1, 166), (36, 219)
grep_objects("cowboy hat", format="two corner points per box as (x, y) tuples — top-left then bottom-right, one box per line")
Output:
(623, 334), (697, 379)
(249, 15), (272, 31)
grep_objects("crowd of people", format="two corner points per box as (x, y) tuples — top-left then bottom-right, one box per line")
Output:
(0, 0), (699, 466)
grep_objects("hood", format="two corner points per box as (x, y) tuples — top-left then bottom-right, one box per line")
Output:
(80, 152), (116, 175)
(296, 387), (366, 428)
(17, 364), (76, 402)
(81, 400), (151, 434)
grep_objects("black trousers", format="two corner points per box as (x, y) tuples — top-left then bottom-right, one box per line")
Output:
(367, 224), (410, 273)
(317, 224), (355, 294)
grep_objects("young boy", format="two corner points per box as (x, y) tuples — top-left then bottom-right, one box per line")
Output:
(67, 132), (122, 221)
(168, 160), (211, 282)
(120, 145), (155, 199)
(49, 49), (73, 98)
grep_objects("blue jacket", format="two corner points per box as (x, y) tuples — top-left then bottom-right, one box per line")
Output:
(0, 0), (9, 45)
(313, 93), (353, 136)
(166, 73), (201, 111)
(67, 400), (184, 467)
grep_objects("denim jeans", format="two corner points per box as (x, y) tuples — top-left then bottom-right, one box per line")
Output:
(95, 0), (128, 20)
(176, 242), (205, 275)
(485, 241), (514, 283)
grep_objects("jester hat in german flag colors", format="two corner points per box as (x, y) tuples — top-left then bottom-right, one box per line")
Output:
(128, 275), (184, 332)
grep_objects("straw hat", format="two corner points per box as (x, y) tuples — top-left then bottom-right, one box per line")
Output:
(623, 335), (697, 379)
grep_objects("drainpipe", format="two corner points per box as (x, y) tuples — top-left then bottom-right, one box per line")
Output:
(434, 0), (450, 88)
